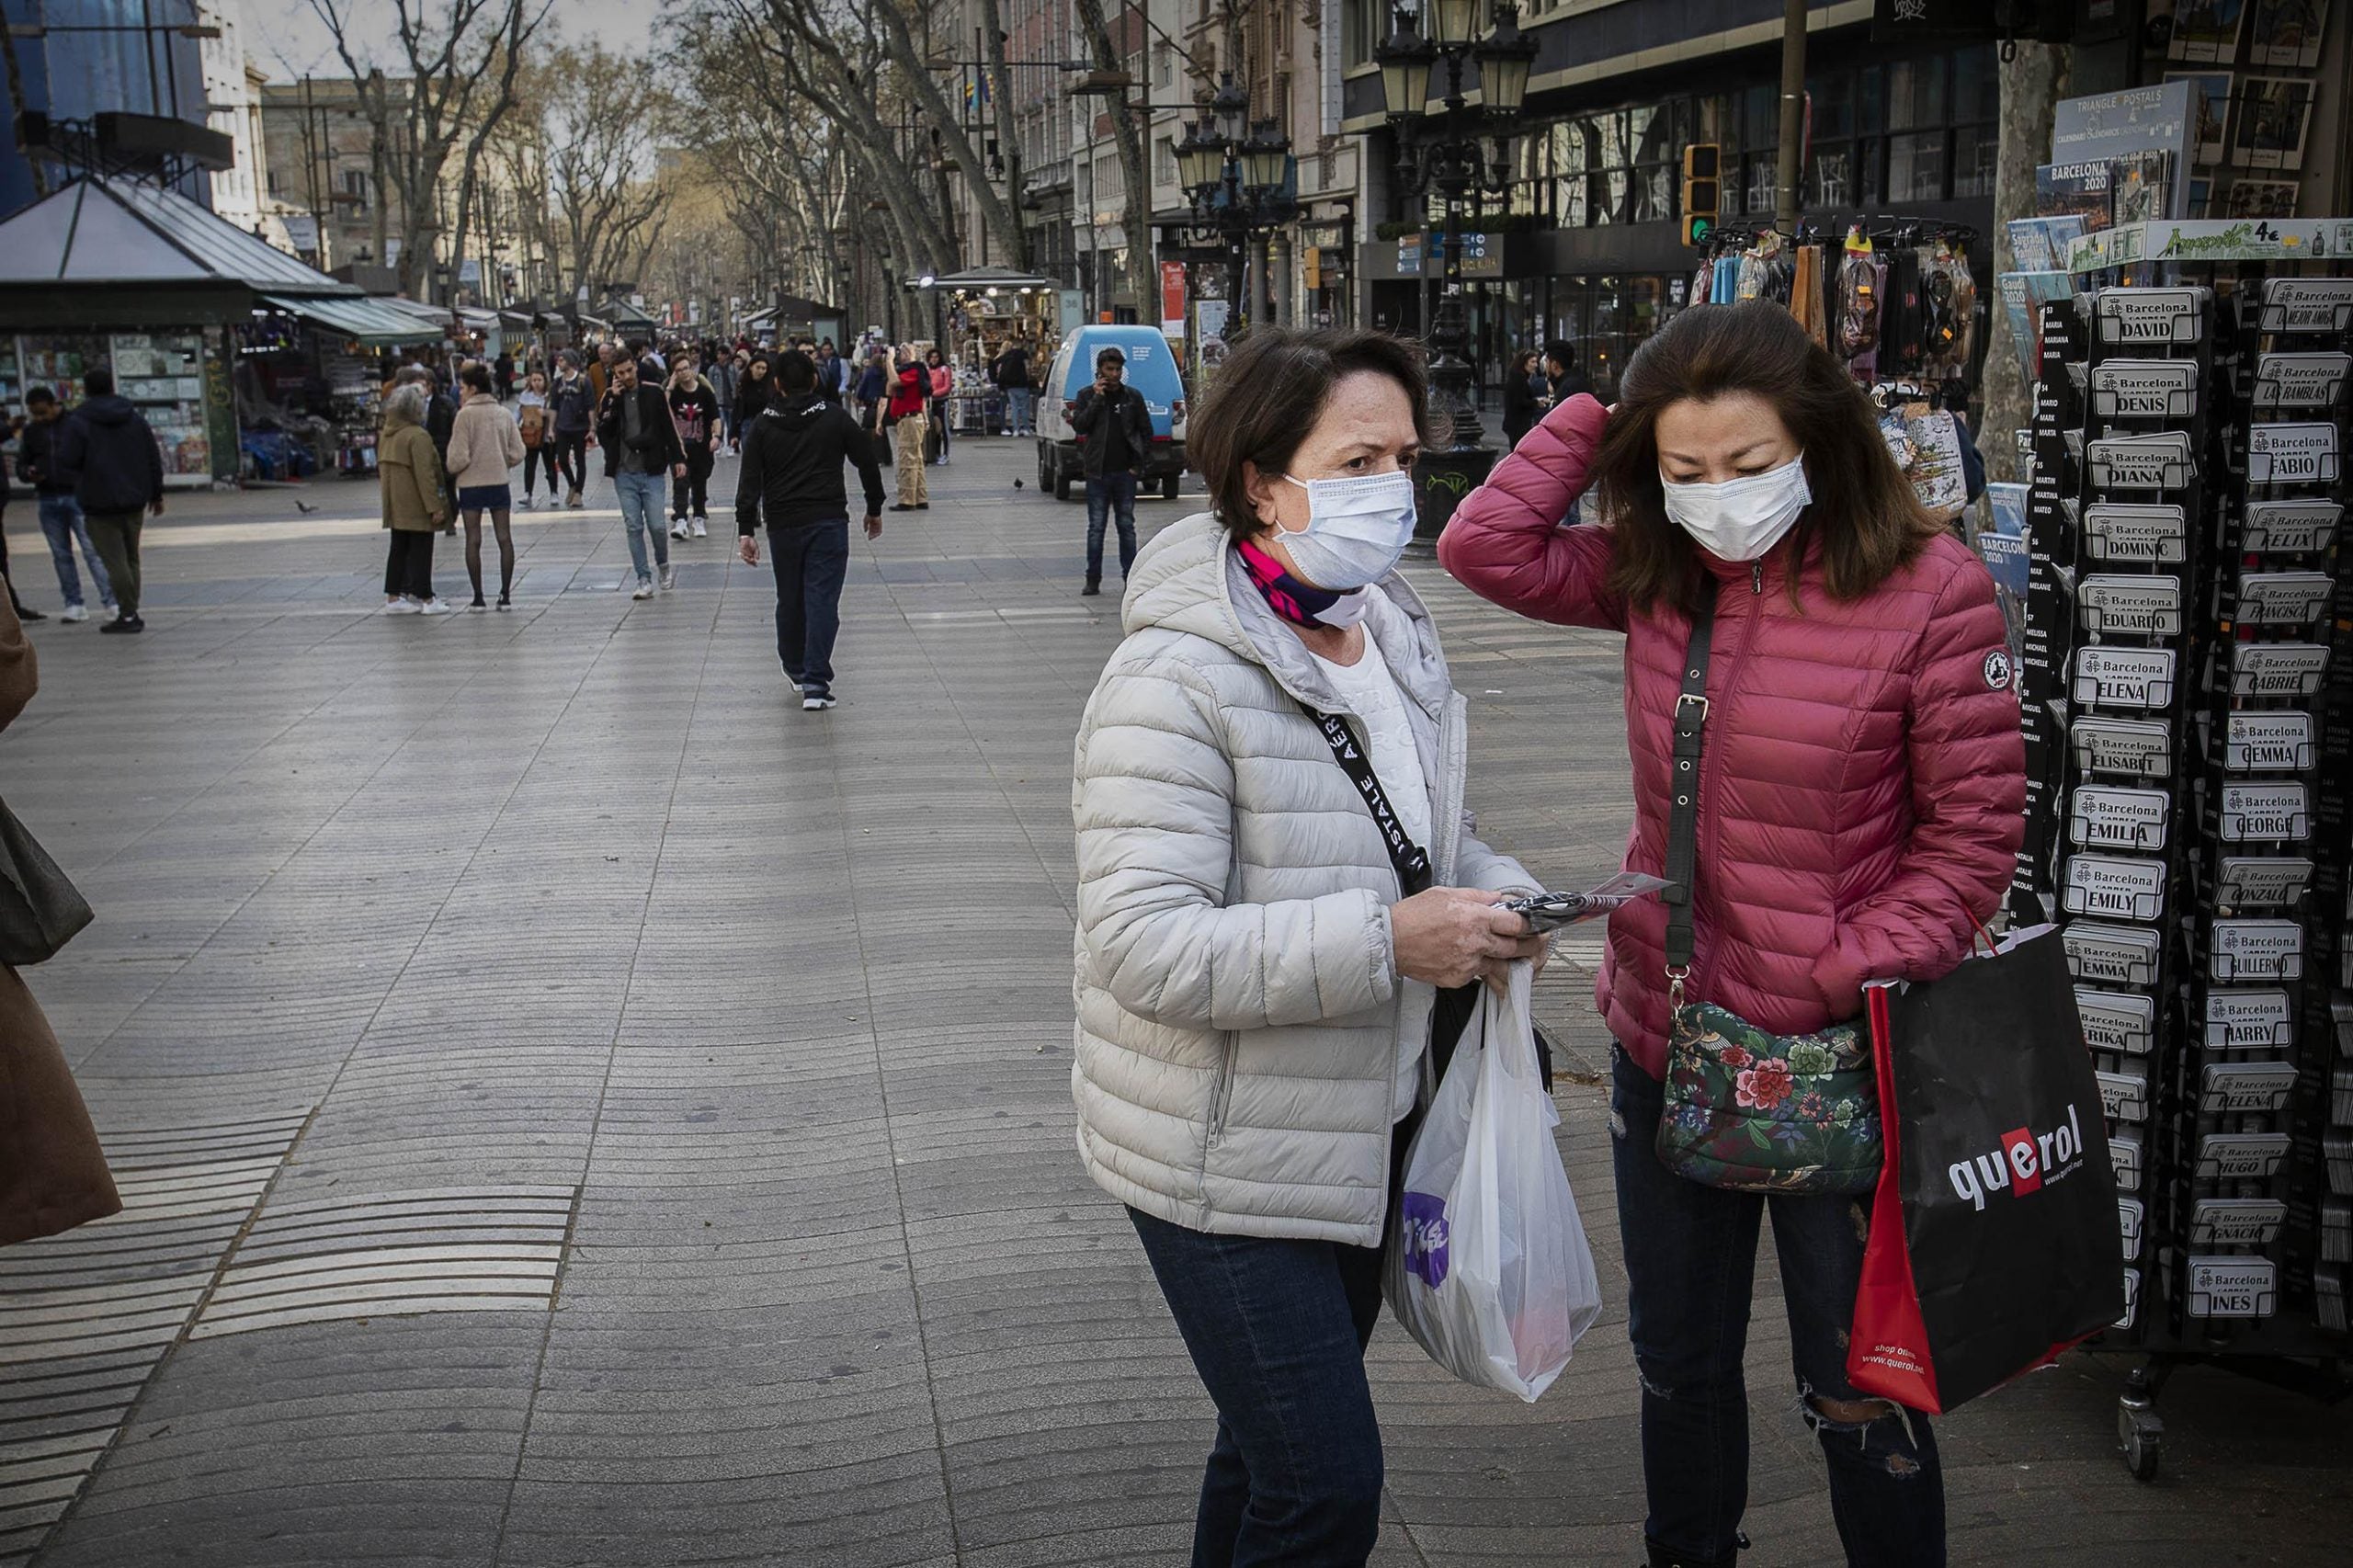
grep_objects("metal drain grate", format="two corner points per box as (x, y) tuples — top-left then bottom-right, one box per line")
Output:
(190, 1185), (576, 1339)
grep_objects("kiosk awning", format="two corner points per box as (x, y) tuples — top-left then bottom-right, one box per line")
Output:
(260, 293), (448, 347)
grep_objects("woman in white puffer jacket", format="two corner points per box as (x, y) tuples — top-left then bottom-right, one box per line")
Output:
(1071, 327), (1545, 1567)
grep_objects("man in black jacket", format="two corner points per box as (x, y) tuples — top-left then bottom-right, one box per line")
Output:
(53, 369), (164, 634)
(17, 387), (115, 622)
(735, 350), (885, 710)
(597, 358), (688, 598)
(1066, 347), (1154, 597)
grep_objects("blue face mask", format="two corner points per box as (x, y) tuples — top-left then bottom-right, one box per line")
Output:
(1274, 470), (1419, 590)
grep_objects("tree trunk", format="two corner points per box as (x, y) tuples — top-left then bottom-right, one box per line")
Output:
(1982, 41), (2069, 483)
(979, 0), (1027, 268)
(1074, 0), (1153, 316)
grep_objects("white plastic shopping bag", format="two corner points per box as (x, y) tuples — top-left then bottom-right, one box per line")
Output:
(1383, 962), (1601, 1401)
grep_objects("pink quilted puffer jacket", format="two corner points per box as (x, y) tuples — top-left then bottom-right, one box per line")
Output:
(1439, 393), (2025, 1079)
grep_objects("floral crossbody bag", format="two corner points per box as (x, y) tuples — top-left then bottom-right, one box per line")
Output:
(1654, 579), (1882, 1196)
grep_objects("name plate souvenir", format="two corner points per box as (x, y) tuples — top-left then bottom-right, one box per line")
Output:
(2202, 987), (2295, 1051)
(2211, 918), (2304, 982)
(2246, 423), (2340, 485)
(2195, 1131), (2291, 1183)
(2118, 1266), (2141, 1330)
(2250, 352), (2352, 414)
(2071, 715), (2172, 778)
(2199, 1060), (2297, 1116)
(2191, 1199), (2288, 1248)
(2112, 1135), (2143, 1193)
(2064, 853), (2167, 920)
(2095, 286), (2208, 347)
(2064, 920), (2162, 986)
(2077, 574), (2184, 637)
(2099, 1067), (2151, 1123)
(2241, 499), (2341, 555)
(2235, 571), (2334, 628)
(2225, 710), (2316, 772)
(2091, 359), (2201, 420)
(2231, 642), (2329, 699)
(2070, 785), (2173, 849)
(2188, 1257), (2278, 1319)
(2075, 986), (2158, 1056)
(2082, 502), (2189, 563)
(2119, 1196), (2144, 1260)
(2219, 781), (2312, 843)
(2215, 856), (2314, 908)
(2256, 277), (2353, 335)
(2088, 432), (2197, 493)
(2074, 646), (2178, 711)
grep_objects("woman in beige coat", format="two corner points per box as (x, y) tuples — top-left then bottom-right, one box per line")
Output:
(444, 362), (527, 610)
(379, 382), (452, 615)
(0, 591), (120, 1245)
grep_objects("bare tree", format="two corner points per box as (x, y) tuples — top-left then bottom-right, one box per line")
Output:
(540, 46), (672, 308)
(306, 0), (553, 300)
(1074, 0), (1153, 313)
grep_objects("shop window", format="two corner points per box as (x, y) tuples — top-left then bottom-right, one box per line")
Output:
(1888, 57), (1948, 128)
(1951, 122), (1996, 199)
(1808, 146), (1852, 209)
(1890, 130), (1946, 201)
(1632, 165), (1670, 224)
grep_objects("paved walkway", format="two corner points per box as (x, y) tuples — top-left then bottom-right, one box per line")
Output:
(1, 439), (2344, 1566)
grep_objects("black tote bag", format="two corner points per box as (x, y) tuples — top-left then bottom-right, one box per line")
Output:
(1847, 924), (2125, 1414)
(0, 801), (94, 965)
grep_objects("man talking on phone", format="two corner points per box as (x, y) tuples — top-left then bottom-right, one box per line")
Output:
(1067, 347), (1153, 597)
(736, 350), (887, 711)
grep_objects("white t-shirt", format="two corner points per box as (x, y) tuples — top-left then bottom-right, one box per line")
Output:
(1313, 623), (1436, 1121)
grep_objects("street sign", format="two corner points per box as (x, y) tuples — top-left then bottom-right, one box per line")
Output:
(1398, 233), (1423, 276)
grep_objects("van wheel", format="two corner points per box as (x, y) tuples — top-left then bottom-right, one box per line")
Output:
(1161, 473), (1180, 502)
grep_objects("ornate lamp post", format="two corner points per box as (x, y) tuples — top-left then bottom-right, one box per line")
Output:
(1176, 74), (1297, 336)
(1376, 2), (1538, 538)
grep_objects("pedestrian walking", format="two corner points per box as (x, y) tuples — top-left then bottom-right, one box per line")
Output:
(1502, 348), (1541, 449)
(814, 341), (849, 405)
(377, 381), (453, 615)
(447, 363), (526, 611)
(990, 338), (1034, 436)
(854, 349), (889, 428)
(1067, 347), (1152, 596)
(1544, 340), (1593, 404)
(1072, 325), (1544, 1567)
(738, 355), (773, 434)
(596, 356), (686, 600)
(665, 356), (721, 539)
(734, 350), (885, 712)
(15, 388), (114, 622)
(588, 342), (616, 404)
(0, 592), (121, 1247)
(514, 370), (554, 509)
(0, 426), (40, 623)
(707, 351), (740, 454)
(493, 349), (516, 402)
(1440, 301), (2025, 1568)
(51, 368), (162, 634)
(884, 346), (929, 512)
(926, 347), (953, 463)
(549, 355), (595, 507)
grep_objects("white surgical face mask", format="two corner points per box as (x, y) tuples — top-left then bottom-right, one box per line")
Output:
(1274, 469), (1418, 590)
(1658, 452), (1811, 562)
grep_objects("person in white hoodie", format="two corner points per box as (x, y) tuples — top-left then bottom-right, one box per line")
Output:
(513, 369), (554, 509)
(444, 362), (527, 609)
(1070, 326), (1546, 1566)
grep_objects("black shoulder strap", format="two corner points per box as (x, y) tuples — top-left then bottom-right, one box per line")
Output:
(1303, 706), (1433, 897)
(1661, 580), (1719, 994)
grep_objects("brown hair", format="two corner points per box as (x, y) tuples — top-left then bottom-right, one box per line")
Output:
(1591, 301), (1939, 611)
(1190, 327), (1434, 540)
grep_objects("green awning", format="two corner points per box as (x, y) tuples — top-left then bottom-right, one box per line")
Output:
(260, 292), (448, 347)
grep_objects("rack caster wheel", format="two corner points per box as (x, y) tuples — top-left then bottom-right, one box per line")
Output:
(2118, 1403), (2164, 1483)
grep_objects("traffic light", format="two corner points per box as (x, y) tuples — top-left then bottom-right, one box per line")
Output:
(1680, 142), (1720, 248)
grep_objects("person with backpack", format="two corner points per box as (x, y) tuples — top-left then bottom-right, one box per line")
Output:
(734, 349), (885, 711)
(514, 369), (554, 509)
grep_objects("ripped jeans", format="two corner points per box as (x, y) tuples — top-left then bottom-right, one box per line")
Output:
(1609, 1046), (1943, 1568)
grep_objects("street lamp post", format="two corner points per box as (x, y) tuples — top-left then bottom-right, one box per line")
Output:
(1175, 73), (1295, 336)
(1376, 2), (1537, 540)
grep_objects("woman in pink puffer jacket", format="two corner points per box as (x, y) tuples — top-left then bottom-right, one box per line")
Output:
(1440, 302), (2021, 1568)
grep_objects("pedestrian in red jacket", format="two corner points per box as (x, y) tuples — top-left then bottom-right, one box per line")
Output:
(1439, 301), (2022, 1568)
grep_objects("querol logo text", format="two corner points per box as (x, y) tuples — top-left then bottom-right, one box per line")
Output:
(1947, 1103), (2088, 1210)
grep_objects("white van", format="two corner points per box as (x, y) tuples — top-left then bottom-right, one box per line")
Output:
(1036, 325), (1189, 502)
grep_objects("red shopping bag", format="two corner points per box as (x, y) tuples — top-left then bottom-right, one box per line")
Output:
(1846, 926), (2124, 1415)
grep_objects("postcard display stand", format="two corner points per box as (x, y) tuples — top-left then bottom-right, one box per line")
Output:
(2016, 252), (2353, 1480)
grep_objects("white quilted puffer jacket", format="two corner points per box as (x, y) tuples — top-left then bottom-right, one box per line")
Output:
(1071, 511), (1537, 1246)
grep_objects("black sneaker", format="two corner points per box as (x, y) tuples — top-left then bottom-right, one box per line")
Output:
(100, 613), (143, 634)
(801, 689), (837, 711)
(1080, 580), (1101, 597)
(13, 604), (44, 622)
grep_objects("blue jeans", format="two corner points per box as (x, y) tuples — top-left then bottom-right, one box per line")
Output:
(1085, 471), (1139, 583)
(1609, 1048), (1943, 1568)
(767, 519), (849, 693)
(1127, 1207), (1387, 1567)
(1004, 387), (1033, 435)
(37, 494), (112, 609)
(613, 470), (669, 583)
